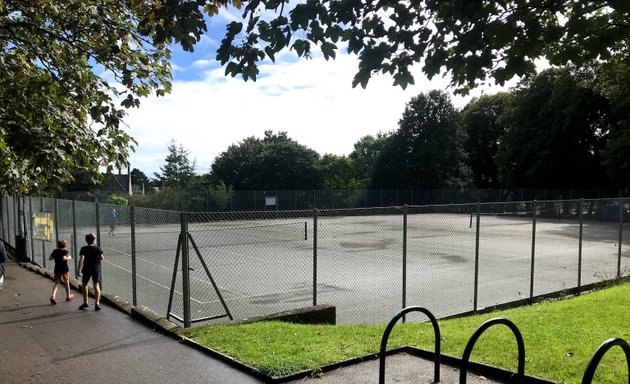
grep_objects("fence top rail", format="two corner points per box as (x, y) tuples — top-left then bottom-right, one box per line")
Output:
(12, 195), (630, 217)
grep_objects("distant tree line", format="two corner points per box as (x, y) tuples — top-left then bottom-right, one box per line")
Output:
(58, 64), (630, 204)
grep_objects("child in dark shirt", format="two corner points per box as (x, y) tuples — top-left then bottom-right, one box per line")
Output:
(49, 239), (74, 304)
(77, 233), (104, 311)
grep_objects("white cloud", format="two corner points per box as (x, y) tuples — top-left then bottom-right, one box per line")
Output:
(171, 63), (185, 72)
(198, 34), (219, 48)
(191, 59), (213, 69)
(124, 52), (513, 177)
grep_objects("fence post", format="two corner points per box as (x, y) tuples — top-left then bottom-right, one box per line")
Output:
(131, 206), (137, 306)
(29, 196), (35, 263)
(180, 212), (191, 328)
(4, 196), (8, 240)
(529, 200), (537, 303)
(313, 209), (318, 306)
(402, 205), (408, 322)
(40, 196), (45, 266)
(72, 200), (78, 277)
(95, 201), (101, 247)
(578, 199), (584, 295)
(13, 196), (18, 242)
(0, 197), (4, 239)
(5, 196), (10, 240)
(54, 198), (60, 243)
(618, 197), (623, 278)
(474, 202), (480, 312)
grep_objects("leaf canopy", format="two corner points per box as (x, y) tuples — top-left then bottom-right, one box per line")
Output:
(0, 0), (172, 194)
(152, 1), (630, 90)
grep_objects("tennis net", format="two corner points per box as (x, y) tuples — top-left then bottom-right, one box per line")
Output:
(188, 221), (308, 248)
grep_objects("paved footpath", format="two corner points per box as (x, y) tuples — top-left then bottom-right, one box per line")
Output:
(0, 260), (264, 384)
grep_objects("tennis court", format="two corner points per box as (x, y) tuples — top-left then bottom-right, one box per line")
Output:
(92, 207), (629, 325)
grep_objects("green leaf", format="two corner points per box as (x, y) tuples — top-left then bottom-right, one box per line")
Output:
(321, 42), (337, 60)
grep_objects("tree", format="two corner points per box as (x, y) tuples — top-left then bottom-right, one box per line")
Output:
(349, 133), (392, 187)
(591, 65), (630, 188)
(155, 141), (197, 189)
(0, 1), (172, 195)
(209, 136), (265, 189)
(149, 1), (630, 90)
(57, 169), (103, 192)
(211, 131), (321, 190)
(207, 181), (234, 211)
(496, 67), (612, 189)
(461, 93), (513, 188)
(107, 194), (129, 206)
(372, 90), (471, 189)
(130, 168), (151, 189)
(319, 154), (359, 190)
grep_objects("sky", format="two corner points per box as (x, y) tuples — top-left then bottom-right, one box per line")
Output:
(121, 9), (512, 178)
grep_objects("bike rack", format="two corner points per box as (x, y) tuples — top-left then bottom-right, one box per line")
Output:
(460, 318), (525, 384)
(581, 337), (629, 384)
(379, 306), (441, 383)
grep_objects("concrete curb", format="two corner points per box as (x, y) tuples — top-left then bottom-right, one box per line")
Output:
(131, 305), (181, 335)
(178, 336), (271, 381)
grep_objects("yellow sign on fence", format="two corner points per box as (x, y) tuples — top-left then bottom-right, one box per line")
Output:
(33, 212), (54, 241)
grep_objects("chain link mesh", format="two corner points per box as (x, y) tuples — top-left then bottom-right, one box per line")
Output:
(476, 201), (533, 308)
(96, 203), (133, 300)
(406, 204), (477, 318)
(55, 199), (78, 275)
(133, 207), (181, 316)
(580, 199), (624, 284)
(1, 195), (629, 326)
(183, 210), (312, 322)
(316, 207), (404, 324)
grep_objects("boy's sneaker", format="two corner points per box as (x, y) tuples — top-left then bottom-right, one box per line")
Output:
(79, 303), (89, 310)
(66, 294), (74, 302)
(50, 297), (57, 305)
(95, 304), (101, 311)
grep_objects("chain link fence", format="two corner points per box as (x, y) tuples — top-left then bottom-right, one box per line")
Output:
(1, 195), (628, 327)
(60, 188), (623, 212)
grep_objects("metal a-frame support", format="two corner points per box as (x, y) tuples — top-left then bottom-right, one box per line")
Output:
(167, 231), (233, 326)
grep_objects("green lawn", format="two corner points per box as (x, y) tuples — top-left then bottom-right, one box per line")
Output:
(182, 282), (630, 382)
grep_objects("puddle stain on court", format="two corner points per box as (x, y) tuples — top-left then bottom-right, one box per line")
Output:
(248, 283), (348, 305)
(338, 238), (396, 251)
(439, 254), (467, 263)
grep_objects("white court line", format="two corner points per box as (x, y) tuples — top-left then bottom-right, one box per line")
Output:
(101, 259), (203, 304)
(102, 247), (247, 299)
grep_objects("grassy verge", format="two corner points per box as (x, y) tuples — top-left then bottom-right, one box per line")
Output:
(182, 282), (629, 383)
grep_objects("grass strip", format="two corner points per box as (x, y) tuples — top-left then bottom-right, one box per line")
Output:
(182, 282), (630, 382)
